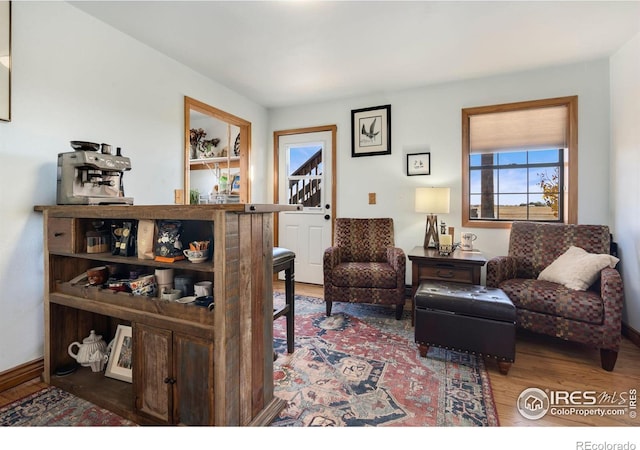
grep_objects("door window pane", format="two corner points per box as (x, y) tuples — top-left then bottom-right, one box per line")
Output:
(287, 145), (323, 207)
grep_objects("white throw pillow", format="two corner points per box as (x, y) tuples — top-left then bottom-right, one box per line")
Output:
(537, 246), (619, 291)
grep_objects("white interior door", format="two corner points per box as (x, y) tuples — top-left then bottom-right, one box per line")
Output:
(276, 129), (334, 285)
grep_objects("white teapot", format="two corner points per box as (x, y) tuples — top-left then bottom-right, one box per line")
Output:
(68, 330), (108, 368)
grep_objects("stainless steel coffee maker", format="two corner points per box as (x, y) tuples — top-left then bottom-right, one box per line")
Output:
(57, 142), (133, 205)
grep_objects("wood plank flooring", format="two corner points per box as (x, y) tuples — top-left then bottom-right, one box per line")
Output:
(288, 282), (640, 427)
(2, 281), (639, 428)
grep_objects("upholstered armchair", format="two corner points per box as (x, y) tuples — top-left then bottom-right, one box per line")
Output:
(486, 222), (624, 371)
(323, 218), (406, 320)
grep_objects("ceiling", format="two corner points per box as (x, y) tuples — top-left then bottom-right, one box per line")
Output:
(70, 1), (640, 109)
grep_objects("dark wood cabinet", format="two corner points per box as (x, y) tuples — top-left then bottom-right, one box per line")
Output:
(35, 204), (296, 426)
(134, 323), (173, 424)
(134, 323), (215, 425)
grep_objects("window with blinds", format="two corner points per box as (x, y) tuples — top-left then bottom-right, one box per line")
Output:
(461, 96), (578, 228)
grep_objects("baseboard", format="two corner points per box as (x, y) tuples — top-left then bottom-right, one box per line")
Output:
(622, 323), (640, 349)
(0, 358), (44, 393)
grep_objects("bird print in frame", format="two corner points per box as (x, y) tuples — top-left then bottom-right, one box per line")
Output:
(351, 104), (391, 157)
(360, 116), (381, 145)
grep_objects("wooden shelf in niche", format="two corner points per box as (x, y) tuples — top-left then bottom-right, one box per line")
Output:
(190, 160), (239, 171)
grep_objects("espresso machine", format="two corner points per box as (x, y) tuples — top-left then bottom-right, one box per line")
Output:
(57, 143), (133, 205)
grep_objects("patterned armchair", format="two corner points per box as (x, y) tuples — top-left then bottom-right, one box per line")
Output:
(486, 222), (624, 371)
(324, 218), (406, 320)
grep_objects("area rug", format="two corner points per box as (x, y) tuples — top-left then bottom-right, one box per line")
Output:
(272, 293), (499, 427)
(0, 386), (136, 426)
(1, 294), (498, 427)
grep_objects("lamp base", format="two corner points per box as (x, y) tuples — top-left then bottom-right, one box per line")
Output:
(423, 214), (439, 249)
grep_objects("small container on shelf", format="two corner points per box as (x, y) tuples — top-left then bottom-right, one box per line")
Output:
(86, 230), (109, 253)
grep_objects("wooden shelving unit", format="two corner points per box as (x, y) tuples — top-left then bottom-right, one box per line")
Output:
(35, 204), (298, 426)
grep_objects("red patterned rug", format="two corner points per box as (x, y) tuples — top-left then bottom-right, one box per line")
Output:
(1, 294), (498, 427)
(272, 293), (499, 427)
(0, 386), (135, 426)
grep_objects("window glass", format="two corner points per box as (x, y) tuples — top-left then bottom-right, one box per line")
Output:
(468, 149), (563, 222)
(462, 96), (577, 227)
(286, 145), (323, 207)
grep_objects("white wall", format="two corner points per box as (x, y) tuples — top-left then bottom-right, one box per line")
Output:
(610, 32), (640, 332)
(269, 59), (612, 286)
(0, 2), (268, 373)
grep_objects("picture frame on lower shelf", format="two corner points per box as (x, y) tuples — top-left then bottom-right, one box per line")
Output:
(105, 324), (133, 383)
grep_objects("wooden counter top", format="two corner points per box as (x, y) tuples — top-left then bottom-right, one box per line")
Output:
(34, 203), (301, 219)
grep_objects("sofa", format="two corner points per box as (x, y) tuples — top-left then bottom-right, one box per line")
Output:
(486, 222), (624, 371)
(323, 218), (406, 319)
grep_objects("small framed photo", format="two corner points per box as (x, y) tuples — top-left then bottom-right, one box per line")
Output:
(105, 324), (133, 383)
(351, 104), (391, 157)
(407, 152), (431, 176)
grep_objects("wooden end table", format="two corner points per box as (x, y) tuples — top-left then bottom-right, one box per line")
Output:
(407, 246), (487, 326)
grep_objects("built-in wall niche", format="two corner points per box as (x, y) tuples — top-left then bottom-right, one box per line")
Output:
(183, 96), (251, 204)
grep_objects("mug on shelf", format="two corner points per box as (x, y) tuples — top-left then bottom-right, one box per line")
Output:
(195, 281), (212, 297)
(175, 275), (194, 297)
(155, 268), (174, 285)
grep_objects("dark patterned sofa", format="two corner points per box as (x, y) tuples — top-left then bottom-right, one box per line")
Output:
(486, 222), (624, 371)
(323, 218), (406, 319)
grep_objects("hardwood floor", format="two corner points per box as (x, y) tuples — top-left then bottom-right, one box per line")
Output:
(0, 377), (46, 409)
(2, 281), (639, 428)
(288, 282), (640, 427)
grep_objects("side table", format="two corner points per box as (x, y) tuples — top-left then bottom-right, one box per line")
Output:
(407, 246), (487, 325)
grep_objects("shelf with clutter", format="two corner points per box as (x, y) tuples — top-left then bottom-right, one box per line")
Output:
(35, 203), (294, 426)
(187, 98), (247, 204)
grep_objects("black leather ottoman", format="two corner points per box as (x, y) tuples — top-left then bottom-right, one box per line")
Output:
(414, 281), (516, 374)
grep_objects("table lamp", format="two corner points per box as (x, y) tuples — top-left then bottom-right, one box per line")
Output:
(415, 187), (450, 248)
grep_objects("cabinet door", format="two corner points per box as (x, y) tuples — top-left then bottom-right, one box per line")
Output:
(173, 332), (215, 425)
(134, 323), (173, 424)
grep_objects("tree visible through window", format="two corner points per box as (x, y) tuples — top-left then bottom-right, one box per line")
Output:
(462, 96), (578, 228)
(469, 149), (563, 221)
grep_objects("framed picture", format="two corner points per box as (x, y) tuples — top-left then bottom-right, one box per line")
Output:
(407, 152), (431, 176)
(0, 1), (11, 122)
(351, 104), (391, 157)
(105, 324), (133, 383)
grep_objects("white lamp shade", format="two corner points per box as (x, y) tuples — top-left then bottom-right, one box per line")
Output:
(415, 187), (450, 214)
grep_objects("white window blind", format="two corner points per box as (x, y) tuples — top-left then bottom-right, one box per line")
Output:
(469, 105), (568, 153)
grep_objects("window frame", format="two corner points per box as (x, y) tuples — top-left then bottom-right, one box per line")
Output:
(461, 96), (578, 229)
